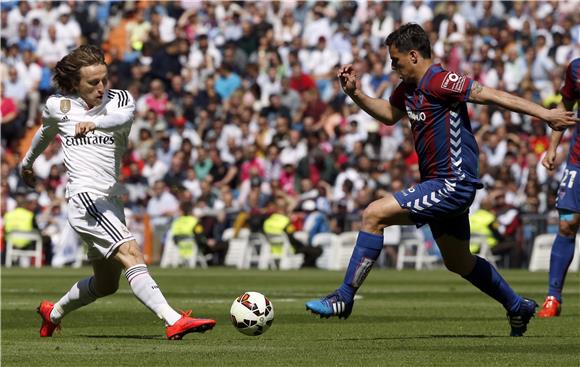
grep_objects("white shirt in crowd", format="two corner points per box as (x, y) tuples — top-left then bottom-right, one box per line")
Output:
(15, 60), (42, 91)
(146, 190), (179, 225)
(36, 36), (68, 66)
(55, 17), (81, 50)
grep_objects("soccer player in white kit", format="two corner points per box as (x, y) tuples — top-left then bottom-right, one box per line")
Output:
(21, 45), (216, 340)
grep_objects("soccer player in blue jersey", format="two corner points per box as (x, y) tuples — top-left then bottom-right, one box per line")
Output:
(305, 24), (579, 336)
(538, 58), (580, 318)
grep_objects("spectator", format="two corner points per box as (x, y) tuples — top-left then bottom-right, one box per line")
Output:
(36, 25), (68, 67)
(146, 180), (179, 227)
(214, 63), (242, 100)
(54, 5), (81, 50)
(14, 48), (41, 126)
(137, 79), (171, 117)
(9, 22), (37, 52)
(402, 0), (433, 27)
(0, 83), (25, 145)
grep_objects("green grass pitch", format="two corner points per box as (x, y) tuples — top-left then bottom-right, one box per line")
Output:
(2, 267), (579, 366)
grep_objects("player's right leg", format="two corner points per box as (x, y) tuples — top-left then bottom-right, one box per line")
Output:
(305, 193), (413, 318)
(539, 211), (579, 318)
(37, 258), (122, 337)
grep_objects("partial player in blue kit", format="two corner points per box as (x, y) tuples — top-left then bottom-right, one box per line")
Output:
(538, 58), (580, 318)
(305, 24), (579, 336)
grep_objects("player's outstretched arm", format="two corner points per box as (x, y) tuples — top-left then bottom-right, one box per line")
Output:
(467, 81), (579, 131)
(21, 116), (59, 187)
(338, 64), (405, 125)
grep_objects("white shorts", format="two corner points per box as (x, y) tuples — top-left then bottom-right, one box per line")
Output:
(68, 192), (135, 260)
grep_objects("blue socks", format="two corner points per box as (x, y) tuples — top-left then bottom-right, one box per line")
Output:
(463, 256), (522, 313)
(338, 231), (384, 302)
(547, 234), (576, 302)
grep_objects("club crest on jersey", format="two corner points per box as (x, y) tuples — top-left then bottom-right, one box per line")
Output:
(60, 99), (71, 113)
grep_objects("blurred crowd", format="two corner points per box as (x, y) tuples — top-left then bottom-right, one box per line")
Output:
(1, 0), (579, 267)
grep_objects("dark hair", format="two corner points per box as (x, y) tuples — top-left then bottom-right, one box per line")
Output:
(385, 23), (431, 59)
(53, 45), (106, 94)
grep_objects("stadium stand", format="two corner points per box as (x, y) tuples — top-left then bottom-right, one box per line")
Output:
(2, 1), (579, 268)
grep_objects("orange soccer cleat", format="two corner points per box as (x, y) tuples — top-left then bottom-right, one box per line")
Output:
(166, 310), (216, 340)
(538, 296), (561, 318)
(37, 301), (60, 337)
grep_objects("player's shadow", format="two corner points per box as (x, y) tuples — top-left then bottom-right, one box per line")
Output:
(81, 334), (161, 340)
(322, 334), (546, 341)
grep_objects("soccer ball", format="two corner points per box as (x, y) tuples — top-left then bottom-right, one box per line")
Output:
(230, 291), (274, 336)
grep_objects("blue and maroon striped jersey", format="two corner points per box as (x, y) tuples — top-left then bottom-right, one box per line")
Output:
(560, 58), (580, 167)
(389, 64), (481, 186)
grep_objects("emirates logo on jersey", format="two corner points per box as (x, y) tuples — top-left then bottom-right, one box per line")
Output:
(64, 135), (115, 146)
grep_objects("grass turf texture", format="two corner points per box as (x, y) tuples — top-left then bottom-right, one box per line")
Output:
(2, 267), (579, 366)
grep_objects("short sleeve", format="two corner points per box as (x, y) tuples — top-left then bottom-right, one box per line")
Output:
(427, 71), (473, 102)
(389, 82), (406, 112)
(560, 60), (579, 101)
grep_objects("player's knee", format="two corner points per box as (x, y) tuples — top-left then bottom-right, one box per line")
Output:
(113, 240), (145, 268)
(94, 280), (119, 297)
(442, 258), (461, 274)
(559, 220), (579, 238)
(362, 203), (383, 231)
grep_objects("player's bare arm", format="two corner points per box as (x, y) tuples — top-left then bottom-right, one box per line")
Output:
(541, 97), (577, 170)
(542, 130), (563, 171)
(467, 81), (579, 131)
(338, 64), (405, 125)
(20, 115), (59, 188)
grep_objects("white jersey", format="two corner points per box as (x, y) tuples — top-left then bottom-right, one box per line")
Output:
(22, 89), (135, 198)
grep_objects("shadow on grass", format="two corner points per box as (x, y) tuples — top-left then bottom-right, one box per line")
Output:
(80, 335), (161, 340)
(314, 334), (550, 341)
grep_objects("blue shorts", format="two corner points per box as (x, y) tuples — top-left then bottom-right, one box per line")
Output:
(394, 178), (477, 240)
(556, 165), (580, 214)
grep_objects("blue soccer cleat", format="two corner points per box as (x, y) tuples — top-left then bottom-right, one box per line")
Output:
(305, 291), (354, 319)
(507, 298), (538, 337)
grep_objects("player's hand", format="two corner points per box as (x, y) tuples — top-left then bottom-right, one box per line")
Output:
(545, 110), (580, 131)
(75, 121), (96, 137)
(337, 64), (360, 97)
(20, 166), (37, 188)
(541, 150), (557, 171)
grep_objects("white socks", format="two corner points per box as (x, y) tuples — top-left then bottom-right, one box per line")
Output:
(49, 266), (182, 326)
(125, 264), (181, 326)
(50, 276), (100, 324)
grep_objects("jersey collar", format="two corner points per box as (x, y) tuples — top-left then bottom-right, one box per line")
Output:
(417, 64), (441, 91)
(70, 91), (111, 112)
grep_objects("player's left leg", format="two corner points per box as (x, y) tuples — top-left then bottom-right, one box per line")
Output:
(539, 211), (579, 318)
(113, 240), (216, 339)
(431, 215), (536, 336)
